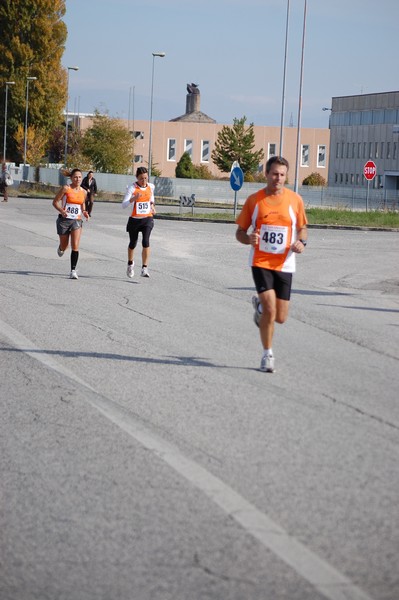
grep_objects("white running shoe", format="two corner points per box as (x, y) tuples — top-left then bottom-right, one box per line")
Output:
(127, 262), (135, 278)
(260, 354), (275, 373)
(141, 266), (150, 278)
(252, 295), (261, 328)
(57, 246), (64, 257)
(70, 270), (78, 280)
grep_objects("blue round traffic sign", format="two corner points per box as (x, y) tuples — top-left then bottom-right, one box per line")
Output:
(230, 166), (244, 191)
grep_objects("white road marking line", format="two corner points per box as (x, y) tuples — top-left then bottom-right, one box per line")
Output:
(1, 319), (373, 600)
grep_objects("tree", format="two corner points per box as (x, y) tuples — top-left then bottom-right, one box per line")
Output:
(192, 164), (213, 180)
(148, 154), (162, 177)
(0, 0), (68, 162)
(14, 123), (47, 166)
(176, 152), (194, 178)
(211, 116), (264, 175)
(82, 111), (134, 174)
(302, 172), (327, 186)
(47, 126), (66, 164)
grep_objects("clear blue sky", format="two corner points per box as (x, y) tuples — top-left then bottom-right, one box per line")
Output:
(62, 0), (399, 129)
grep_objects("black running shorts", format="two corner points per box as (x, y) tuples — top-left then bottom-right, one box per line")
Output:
(126, 216), (154, 249)
(251, 267), (293, 301)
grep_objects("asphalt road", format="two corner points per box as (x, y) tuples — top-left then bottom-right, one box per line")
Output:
(1, 197), (398, 600)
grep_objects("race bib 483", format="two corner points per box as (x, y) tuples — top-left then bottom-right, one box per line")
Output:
(259, 224), (288, 254)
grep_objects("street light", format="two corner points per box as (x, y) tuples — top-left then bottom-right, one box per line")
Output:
(148, 52), (165, 179)
(294, 0), (307, 193)
(279, 0), (290, 156)
(64, 66), (79, 167)
(3, 81), (15, 161)
(23, 76), (37, 171)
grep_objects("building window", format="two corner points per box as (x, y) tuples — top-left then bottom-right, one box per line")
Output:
(356, 174), (360, 185)
(380, 142), (384, 159)
(167, 138), (176, 161)
(268, 143), (277, 159)
(317, 145), (326, 167)
(334, 173), (338, 183)
(201, 140), (210, 162)
(369, 142), (373, 158)
(350, 173), (354, 184)
(340, 173), (343, 183)
(352, 143), (355, 158)
(394, 142), (397, 160)
(134, 155), (143, 163)
(184, 139), (193, 157)
(336, 143), (340, 159)
(301, 144), (309, 166)
(375, 142), (379, 158)
(385, 109), (397, 124)
(357, 143), (361, 159)
(341, 142), (344, 158)
(361, 111), (373, 125)
(363, 142), (367, 159)
(346, 143), (350, 158)
(345, 173), (349, 184)
(134, 131), (144, 139)
(372, 110), (384, 125)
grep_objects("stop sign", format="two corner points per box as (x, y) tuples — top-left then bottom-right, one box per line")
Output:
(364, 160), (377, 181)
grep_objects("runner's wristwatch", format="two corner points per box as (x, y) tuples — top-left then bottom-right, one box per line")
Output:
(300, 239), (307, 246)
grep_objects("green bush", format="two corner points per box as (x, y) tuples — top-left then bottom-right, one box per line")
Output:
(302, 172), (326, 186)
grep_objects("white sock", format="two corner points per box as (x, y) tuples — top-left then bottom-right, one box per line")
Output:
(263, 348), (273, 357)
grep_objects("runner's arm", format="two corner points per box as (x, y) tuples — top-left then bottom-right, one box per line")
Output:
(236, 225), (259, 248)
(52, 186), (68, 216)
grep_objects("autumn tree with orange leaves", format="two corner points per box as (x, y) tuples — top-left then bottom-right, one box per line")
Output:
(0, 0), (68, 162)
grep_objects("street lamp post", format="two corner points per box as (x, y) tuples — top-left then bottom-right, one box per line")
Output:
(279, 0), (290, 156)
(148, 52), (165, 179)
(23, 76), (37, 173)
(64, 66), (79, 167)
(294, 0), (307, 193)
(3, 81), (15, 161)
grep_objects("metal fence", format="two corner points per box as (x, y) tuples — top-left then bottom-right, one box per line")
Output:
(11, 165), (399, 211)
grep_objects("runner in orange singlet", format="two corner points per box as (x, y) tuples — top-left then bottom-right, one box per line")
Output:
(122, 167), (156, 278)
(236, 156), (308, 372)
(52, 168), (89, 280)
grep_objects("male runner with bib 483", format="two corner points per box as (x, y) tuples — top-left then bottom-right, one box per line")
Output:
(235, 156), (308, 373)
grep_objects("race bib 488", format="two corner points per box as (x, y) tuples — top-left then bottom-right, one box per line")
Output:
(65, 203), (82, 220)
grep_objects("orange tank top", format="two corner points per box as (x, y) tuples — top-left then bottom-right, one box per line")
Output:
(130, 184), (154, 218)
(62, 187), (86, 220)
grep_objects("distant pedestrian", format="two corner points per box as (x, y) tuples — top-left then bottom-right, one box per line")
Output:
(235, 156), (308, 373)
(0, 162), (13, 202)
(52, 168), (89, 279)
(81, 170), (97, 216)
(122, 167), (156, 278)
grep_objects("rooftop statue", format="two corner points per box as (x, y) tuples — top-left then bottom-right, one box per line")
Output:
(187, 83), (200, 95)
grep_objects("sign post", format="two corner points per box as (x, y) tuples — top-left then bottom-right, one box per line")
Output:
(363, 160), (376, 212)
(230, 161), (244, 217)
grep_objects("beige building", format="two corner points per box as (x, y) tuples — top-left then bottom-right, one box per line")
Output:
(77, 86), (329, 181)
